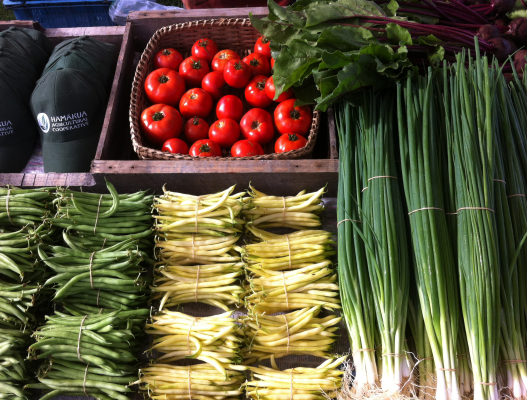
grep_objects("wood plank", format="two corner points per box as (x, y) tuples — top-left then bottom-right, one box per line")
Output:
(91, 159), (339, 195)
(95, 22), (135, 161)
(1, 174), (96, 188)
(44, 26), (126, 47)
(128, 8), (268, 51)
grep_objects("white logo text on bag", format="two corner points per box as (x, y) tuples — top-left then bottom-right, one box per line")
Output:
(48, 111), (89, 132)
(37, 113), (50, 133)
(0, 120), (13, 137)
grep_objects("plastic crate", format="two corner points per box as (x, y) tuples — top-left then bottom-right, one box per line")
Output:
(3, 0), (114, 28)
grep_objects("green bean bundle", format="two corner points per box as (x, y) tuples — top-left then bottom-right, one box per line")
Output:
(39, 232), (150, 314)
(0, 187), (54, 228)
(146, 310), (243, 371)
(245, 356), (346, 400)
(243, 185), (324, 230)
(0, 224), (58, 282)
(243, 306), (341, 363)
(151, 262), (245, 311)
(245, 260), (340, 313)
(28, 309), (149, 399)
(138, 363), (246, 400)
(239, 226), (335, 272)
(50, 181), (154, 253)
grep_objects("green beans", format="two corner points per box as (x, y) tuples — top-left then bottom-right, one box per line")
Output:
(32, 310), (148, 398)
(0, 187), (54, 229)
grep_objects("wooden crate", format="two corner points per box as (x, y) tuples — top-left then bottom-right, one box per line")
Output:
(0, 21), (131, 189)
(0, 8), (339, 196)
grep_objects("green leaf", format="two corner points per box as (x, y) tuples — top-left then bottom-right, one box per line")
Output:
(267, 0), (307, 28)
(249, 14), (303, 45)
(386, 23), (412, 45)
(317, 25), (378, 52)
(321, 50), (355, 69)
(507, 9), (527, 18)
(427, 45), (445, 64)
(383, 0), (399, 17)
(303, 0), (386, 27)
(417, 34), (442, 46)
(292, 76), (321, 105)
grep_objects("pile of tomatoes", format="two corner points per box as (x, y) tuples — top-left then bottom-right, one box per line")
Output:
(140, 36), (313, 158)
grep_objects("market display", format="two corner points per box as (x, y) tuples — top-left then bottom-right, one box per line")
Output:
(139, 34), (314, 157)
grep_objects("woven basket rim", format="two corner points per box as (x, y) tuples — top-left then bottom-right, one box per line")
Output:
(129, 18), (319, 161)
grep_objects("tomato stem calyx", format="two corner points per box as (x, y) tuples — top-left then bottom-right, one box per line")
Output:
(262, 36), (271, 44)
(290, 109), (301, 120)
(192, 117), (200, 125)
(251, 120), (261, 130)
(250, 58), (261, 67)
(256, 80), (266, 90)
(288, 134), (299, 141)
(152, 112), (165, 121)
(198, 40), (210, 48)
(158, 75), (169, 84)
(199, 144), (211, 153)
(234, 61), (245, 70)
(191, 59), (203, 69)
(162, 49), (172, 56)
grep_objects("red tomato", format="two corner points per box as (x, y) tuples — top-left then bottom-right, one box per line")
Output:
(191, 38), (219, 63)
(212, 50), (240, 73)
(190, 139), (222, 157)
(240, 108), (274, 145)
(275, 133), (308, 153)
(223, 60), (252, 89)
(154, 48), (183, 71)
(242, 53), (271, 77)
(141, 104), (183, 146)
(231, 140), (264, 157)
(184, 117), (209, 144)
(216, 95), (244, 122)
(245, 75), (273, 108)
(179, 88), (213, 119)
(265, 76), (294, 103)
(144, 68), (186, 106)
(255, 36), (272, 59)
(209, 118), (240, 148)
(162, 138), (189, 154)
(179, 57), (210, 88)
(271, 58), (275, 68)
(274, 99), (312, 136)
(201, 71), (227, 101)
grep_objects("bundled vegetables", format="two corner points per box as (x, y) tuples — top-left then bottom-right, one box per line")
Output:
(245, 356), (346, 400)
(145, 310), (243, 368)
(243, 306), (341, 363)
(151, 261), (244, 311)
(28, 309), (149, 399)
(0, 187), (54, 228)
(137, 363), (246, 400)
(51, 181), (154, 253)
(243, 186), (324, 230)
(39, 231), (150, 314)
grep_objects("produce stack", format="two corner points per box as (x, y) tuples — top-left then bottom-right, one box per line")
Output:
(241, 186), (345, 399)
(28, 182), (153, 397)
(0, 187), (57, 399)
(138, 186), (247, 400)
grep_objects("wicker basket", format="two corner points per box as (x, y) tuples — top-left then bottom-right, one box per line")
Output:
(130, 18), (320, 161)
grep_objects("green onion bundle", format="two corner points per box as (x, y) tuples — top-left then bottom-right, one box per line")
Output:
(242, 185), (324, 230)
(51, 181), (154, 253)
(39, 231), (150, 314)
(151, 262), (245, 311)
(396, 71), (461, 400)
(243, 306), (341, 364)
(245, 356), (346, 400)
(354, 90), (411, 393)
(145, 310), (243, 370)
(445, 49), (500, 400)
(28, 309), (149, 399)
(0, 187), (54, 229)
(138, 363), (246, 400)
(335, 99), (379, 392)
(245, 260), (340, 314)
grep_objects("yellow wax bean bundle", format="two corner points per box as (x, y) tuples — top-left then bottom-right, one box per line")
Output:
(146, 310), (243, 370)
(243, 185), (325, 230)
(151, 262), (245, 311)
(245, 356), (346, 400)
(138, 363), (246, 400)
(243, 305), (341, 363)
(245, 260), (340, 313)
(238, 226), (336, 271)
